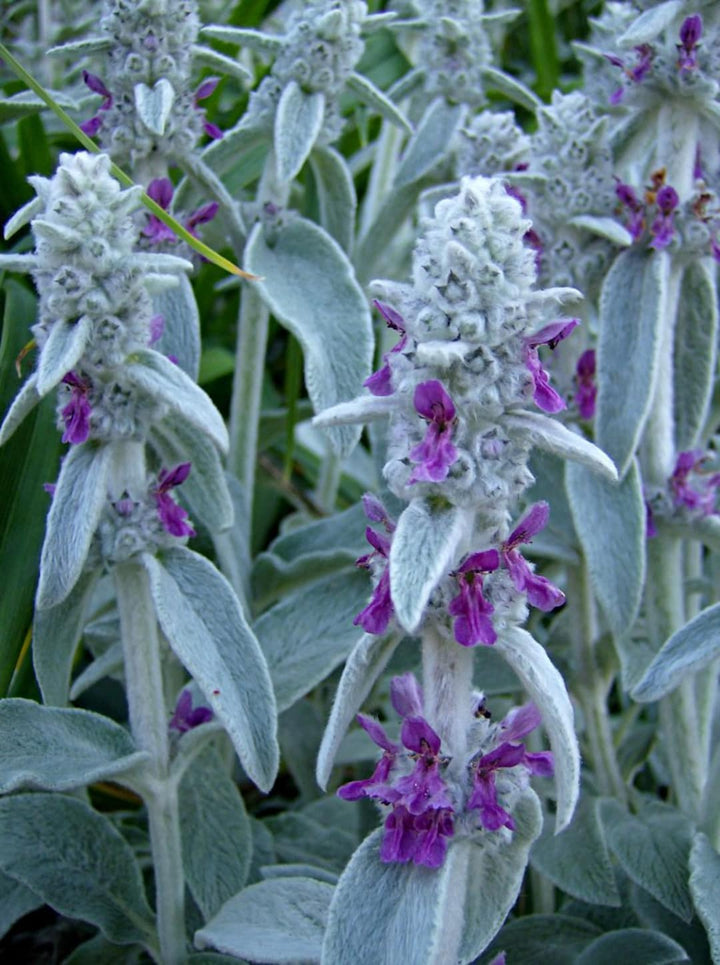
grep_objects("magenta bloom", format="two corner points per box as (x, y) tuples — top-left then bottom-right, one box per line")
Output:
(153, 463), (195, 537)
(501, 502), (565, 611)
(645, 500), (658, 539)
(194, 77), (223, 140)
(649, 185), (679, 250)
(169, 689), (213, 734)
(143, 178), (219, 246)
(678, 15), (702, 71)
(338, 673), (455, 869)
(670, 450), (720, 516)
(574, 349), (596, 420)
(408, 380), (459, 483)
(354, 496), (396, 635)
(80, 70), (113, 136)
(615, 180), (645, 240)
(449, 550), (500, 647)
(364, 301), (408, 397)
(60, 371), (92, 444)
(468, 704), (553, 832)
(524, 319), (578, 413)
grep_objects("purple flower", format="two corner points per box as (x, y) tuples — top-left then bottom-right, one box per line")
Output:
(615, 180), (646, 240)
(605, 45), (653, 103)
(143, 178), (219, 246)
(524, 319), (578, 413)
(338, 673), (455, 869)
(645, 500), (658, 539)
(574, 349), (596, 420)
(449, 550), (500, 647)
(337, 713), (400, 801)
(468, 704), (553, 832)
(678, 14), (702, 71)
(364, 301), (408, 397)
(80, 70), (113, 136)
(194, 77), (224, 140)
(649, 185), (679, 250)
(500, 502), (565, 611)
(169, 689), (213, 734)
(353, 497), (397, 635)
(408, 380), (459, 483)
(153, 463), (196, 537)
(670, 450), (720, 516)
(148, 314), (165, 346)
(60, 371), (92, 445)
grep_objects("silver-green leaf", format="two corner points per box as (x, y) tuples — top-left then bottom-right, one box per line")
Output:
(274, 81), (325, 184)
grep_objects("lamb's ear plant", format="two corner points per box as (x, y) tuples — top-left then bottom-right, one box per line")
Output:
(0, 150), (278, 963)
(2, 1), (720, 963)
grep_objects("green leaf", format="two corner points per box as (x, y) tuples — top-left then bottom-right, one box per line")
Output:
(274, 82), (324, 183)
(483, 915), (603, 964)
(531, 795), (620, 906)
(482, 65), (541, 111)
(33, 569), (98, 706)
(144, 547), (279, 792)
(576, 928), (690, 964)
(180, 746), (252, 922)
(618, 1), (684, 46)
(0, 699), (147, 792)
(600, 800), (694, 922)
(320, 828), (453, 964)
(673, 259), (718, 449)
(245, 216), (373, 456)
(496, 628), (580, 832)
(198, 346), (235, 385)
(266, 811), (356, 874)
(309, 145), (357, 254)
(196, 877), (334, 963)
(63, 933), (145, 964)
(0, 794), (156, 948)
(254, 568), (372, 713)
(394, 97), (464, 187)
(37, 443), (112, 609)
(459, 790), (544, 961)
(632, 601), (720, 702)
(152, 273), (202, 381)
(689, 832), (720, 963)
(0, 868), (42, 941)
(316, 630), (401, 790)
(566, 457), (646, 637)
(526, 0), (559, 98)
(389, 498), (469, 633)
(596, 248), (668, 477)
(126, 349), (229, 453)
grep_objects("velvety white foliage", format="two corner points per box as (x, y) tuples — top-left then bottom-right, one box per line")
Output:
(245, 216), (372, 456)
(689, 833), (720, 963)
(0, 794), (156, 947)
(566, 458), (646, 637)
(496, 627), (580, 832)
(196, 877), (335, 962)
(673, 260), (718, 450)
(143, 547), (279, 792)
(134, 79), (175, 137)
(0, 372), (40, 445)
(274, 82), (325, 183)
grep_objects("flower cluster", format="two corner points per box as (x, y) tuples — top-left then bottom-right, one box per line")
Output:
(338, 673), (553, 868)
(452, 111), (530, 180)
(243, 0), (366, 144)
(0, 152), (231, 588)
(79, 0), (217, 173)
(141, 177), (218, 248)
(414, 0), (493, 108)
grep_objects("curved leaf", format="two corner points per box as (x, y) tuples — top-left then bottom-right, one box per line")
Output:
(309, 145), (357, 254)
(394, 97), (464, 187)
(245, 217), (373, 456)
(673, 259), (717, 450)
(566, 457), (645, 637)
(316, 630), (401, 789)
(196, 877), (334, 963)
(0, 372), (40, 445)
(0, 794), (156, 947)
(151, 272), (201, 381)
(274, 81), (324, 184)
(689, 832), (720, 963)
(506, 411), (617, 482)
(596, 248), (667, 477)
(144, 547), (278, 792)
(576, 928), (690, 964)
(37, 443), (112, 609)
(0, 699), (147, 792)
(36, 314), (93, 396)
(134, 79), (175, 136)
(389, 499), (468, 634)
(495, 627), (580, 832)
(632, 601), (720, 702)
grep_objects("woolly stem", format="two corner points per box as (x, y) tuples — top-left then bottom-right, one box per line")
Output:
(421, 626), (473, 771)
(569, 565), (626, 804)
(116, 561), (186, 964)
(314, 448), (343, 513)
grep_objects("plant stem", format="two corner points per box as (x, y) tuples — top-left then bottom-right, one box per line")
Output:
(116, 561), (187, 964)
(314, 448), (342, 513)
(422, 626), (473, 774)
(569, 565), (627, 803)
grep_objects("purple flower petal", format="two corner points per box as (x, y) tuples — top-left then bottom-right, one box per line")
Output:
(194, 77), (220, 103)
(678, 14), (702, 71)
(157, 462), (192, 491)
(203, 120), (224, 140)
(400, 715), (442, 756)
(186, 201), (219, 233)
(169, 689), (213, 733)
(372, 300), (406, 333)
(60, 371), (92, 445)
(147, 177), (174, 209)
(80, 116), (103, 137)
(449, 552), (499, 648)
(575, 348), (597, 419)
(353, 567), (394, 634)
(390, 673), (424, 718)
(499, 703), (542, 743)
(82, 70), (112, 108)
(148, 314), (165, 345)
(408, 381), (459, 483)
